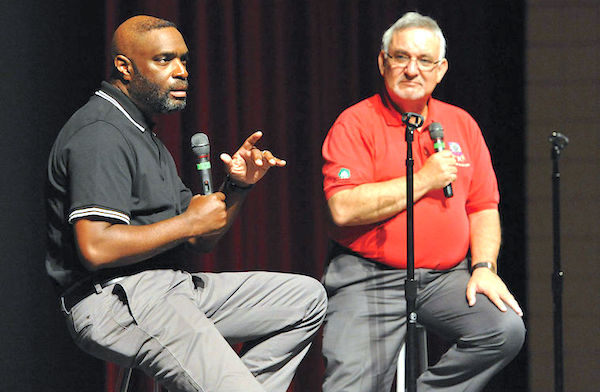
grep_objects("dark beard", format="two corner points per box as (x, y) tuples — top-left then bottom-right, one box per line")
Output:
(129, 64), (187, 114)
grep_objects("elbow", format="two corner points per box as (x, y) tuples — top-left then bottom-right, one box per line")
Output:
(328, 202), (353, 227)
(77, 244), (111, 272)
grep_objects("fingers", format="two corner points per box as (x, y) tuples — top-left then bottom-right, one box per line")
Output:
(211, 192), (226, 201)
(467, 273), (524, 317)
(220, 153), (232, 165)
(247, 147), (287, 167)
(250, 147), (264, 166)
(502, 292), (524, 316)
(466, 283), (477, 306)
(260, 149), (287, 167)
(241, 130), (264, 151)
(488, 291), (508, 313)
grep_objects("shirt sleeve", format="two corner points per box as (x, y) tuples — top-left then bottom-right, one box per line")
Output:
(322, 112), (375, 200)
(66, 122), (135, 224)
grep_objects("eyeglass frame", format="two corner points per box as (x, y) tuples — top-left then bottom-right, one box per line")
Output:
(383, 52), (444, 71)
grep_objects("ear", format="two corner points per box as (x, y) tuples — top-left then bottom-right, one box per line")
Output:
(435, 58), (449, 83)
(114, 55), (134, 81)
(377, 51), (386, 76)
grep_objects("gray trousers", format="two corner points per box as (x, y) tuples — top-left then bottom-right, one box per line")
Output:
(321, 253), (525, 392)
(62, 269), (327, 392)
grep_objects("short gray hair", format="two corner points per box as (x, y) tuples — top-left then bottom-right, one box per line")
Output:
(381, 12), (446, 60)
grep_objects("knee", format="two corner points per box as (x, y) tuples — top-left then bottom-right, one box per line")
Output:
(481, 311), (526, 362)
(293, 275), (328, 321)
(500, 312), (526, 359)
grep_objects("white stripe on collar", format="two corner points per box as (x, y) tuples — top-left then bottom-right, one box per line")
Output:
(95, 90), (146, 132)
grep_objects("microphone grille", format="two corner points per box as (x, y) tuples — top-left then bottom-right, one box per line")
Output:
(428, 122), (444, 140)
(191, 132), (210, 155)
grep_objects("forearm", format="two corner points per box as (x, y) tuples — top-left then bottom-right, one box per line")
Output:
(327, 171), (433, 227)
(468, 208), (501, 268)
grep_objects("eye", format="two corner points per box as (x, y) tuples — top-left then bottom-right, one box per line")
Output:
(395, 54), (410, 62)
(418, 58), (435, 66)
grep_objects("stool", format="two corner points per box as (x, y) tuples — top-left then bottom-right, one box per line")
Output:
(115, 367), (161, 392)
(397, 324), (428, 391)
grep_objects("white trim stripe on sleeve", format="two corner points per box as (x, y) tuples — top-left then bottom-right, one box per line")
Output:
(95, 90), (145, 132)
(69, 207), (131, 224)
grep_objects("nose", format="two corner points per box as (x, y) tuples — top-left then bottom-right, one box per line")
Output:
(173, 58), (188, 79)
(404, 58), (419, 76)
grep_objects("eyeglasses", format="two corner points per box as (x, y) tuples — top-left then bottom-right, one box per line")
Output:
(384, 52), (443, 71)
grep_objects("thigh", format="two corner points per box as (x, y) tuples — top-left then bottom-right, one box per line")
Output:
(322, 254), (406, 392)
(192, 271), (326, 342)
(65, 285), (147, 368)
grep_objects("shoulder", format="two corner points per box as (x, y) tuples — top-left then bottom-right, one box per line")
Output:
(56, 97), (139, 155)
(335, 95), (382, 124)
(429, 98), (482, 138)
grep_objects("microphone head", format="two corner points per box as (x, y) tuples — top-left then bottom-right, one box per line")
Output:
(428, 122), (444, 140)
(191, 132), (210, 155)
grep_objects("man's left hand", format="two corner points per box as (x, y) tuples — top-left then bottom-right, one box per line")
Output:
(220, 131), (286, 185)
(466, 268), (523, 316)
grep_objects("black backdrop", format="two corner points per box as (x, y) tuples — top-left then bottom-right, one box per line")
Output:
(0, 1), (526, 391)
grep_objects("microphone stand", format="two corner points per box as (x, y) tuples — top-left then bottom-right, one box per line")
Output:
(402, 112), (424, 392)
(549, 131), (569, 392)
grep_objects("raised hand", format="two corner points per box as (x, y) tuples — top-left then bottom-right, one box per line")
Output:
(219, 131), (286, 185)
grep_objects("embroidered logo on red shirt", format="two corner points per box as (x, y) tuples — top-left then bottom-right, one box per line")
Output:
(448, 142), (471, 167)
(338, 168), (351, 179)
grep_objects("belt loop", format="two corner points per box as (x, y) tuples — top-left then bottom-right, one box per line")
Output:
(94, 283), (103, 294)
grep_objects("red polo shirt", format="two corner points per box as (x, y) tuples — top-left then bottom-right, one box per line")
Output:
(322, 94), (499, 270)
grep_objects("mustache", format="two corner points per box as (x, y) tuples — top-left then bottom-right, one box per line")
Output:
(170, 81), (188, 91)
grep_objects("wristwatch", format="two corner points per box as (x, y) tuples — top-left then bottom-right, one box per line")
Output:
(471, 261), (497, 274)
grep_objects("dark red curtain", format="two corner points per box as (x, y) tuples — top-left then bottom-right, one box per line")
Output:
(102, 1), (526, 391)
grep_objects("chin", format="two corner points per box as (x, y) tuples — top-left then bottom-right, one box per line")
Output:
(393, 90), (426, 103)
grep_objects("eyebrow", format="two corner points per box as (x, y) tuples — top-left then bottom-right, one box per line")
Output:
(390, 49), (435, 59)
(154, 51), (189, 61)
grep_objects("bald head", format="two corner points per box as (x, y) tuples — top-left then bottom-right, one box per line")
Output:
(111, 15), (176, 60)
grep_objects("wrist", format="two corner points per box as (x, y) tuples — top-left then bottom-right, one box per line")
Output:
(471, 261), (497, 274)
(223, 175), (253, 193)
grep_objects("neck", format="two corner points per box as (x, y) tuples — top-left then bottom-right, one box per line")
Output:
(111, 79), (157, 122)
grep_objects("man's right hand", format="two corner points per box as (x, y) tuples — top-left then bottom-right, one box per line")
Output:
(417, 150), (457, 191)
(184, 193), (228, 237)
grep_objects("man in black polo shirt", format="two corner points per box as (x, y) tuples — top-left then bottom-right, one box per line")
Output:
(46, 15), (326, 392)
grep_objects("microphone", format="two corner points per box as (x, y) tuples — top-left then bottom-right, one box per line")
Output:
(190, 132), (213, 195)
(428, 122), (453, 198)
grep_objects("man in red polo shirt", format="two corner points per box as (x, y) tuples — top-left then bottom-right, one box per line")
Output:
(321, 12), (525, 392)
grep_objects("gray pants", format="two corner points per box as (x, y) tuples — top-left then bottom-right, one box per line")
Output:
(321, 253), (525, 392)
(62, 269), (327, 392)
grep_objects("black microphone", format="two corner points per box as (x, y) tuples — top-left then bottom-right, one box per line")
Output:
(428, 122), (453, 198)
(191, 132), (213, 195)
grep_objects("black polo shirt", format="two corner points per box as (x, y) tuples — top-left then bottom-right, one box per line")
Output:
(46, 81), (193, 289)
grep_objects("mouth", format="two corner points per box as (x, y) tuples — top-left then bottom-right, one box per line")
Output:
(169, 82), (188, 99)
(400, 80), (421, 87)
(169, 90), (187, 99)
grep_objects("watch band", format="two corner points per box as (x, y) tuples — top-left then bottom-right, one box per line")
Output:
(471, 261), (497, 274)
(223, 175), (253, 193)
